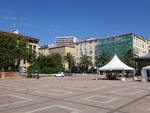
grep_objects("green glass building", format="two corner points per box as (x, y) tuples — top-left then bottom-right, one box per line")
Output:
(96, 34), (133, 57)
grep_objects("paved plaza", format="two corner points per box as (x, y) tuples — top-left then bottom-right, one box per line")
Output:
(0, 75), (150, 113)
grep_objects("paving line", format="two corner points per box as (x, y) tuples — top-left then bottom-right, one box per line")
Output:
(107, 93), (150, 113)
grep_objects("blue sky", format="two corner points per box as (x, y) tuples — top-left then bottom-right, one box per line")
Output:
(0, 0), (150, 45)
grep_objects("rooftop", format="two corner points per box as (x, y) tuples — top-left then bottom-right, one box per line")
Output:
(76, 33), (150, 44)
(98, 33), (149, 42)
(55, 36), (76, 39)
(0, 30), (40, 43)
(49, 45), (75, 50)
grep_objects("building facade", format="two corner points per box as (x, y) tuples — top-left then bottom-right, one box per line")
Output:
(132, 34), (150, 56)
(55, 36), (78, 46)
(48, 45), (75, 70)
(75, 38), (98, 65)
(75, 33), (150, 67)
(96, 33), (150, 57)
(39, 44), (56, 56)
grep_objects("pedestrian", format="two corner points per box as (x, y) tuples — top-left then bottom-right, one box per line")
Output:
(35, 70), (40, 79)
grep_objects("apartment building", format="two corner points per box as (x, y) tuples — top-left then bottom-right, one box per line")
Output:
(75, 33), (150, 67)
(55, 36), (78, 46)
(132, 34), (150, 56)
(75, 37), (98, 65)
(96, 33), (150, 57)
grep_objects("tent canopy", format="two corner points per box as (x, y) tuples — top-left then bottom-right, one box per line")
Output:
(98, 54), (135, 71)
(142, 65), (150, 70)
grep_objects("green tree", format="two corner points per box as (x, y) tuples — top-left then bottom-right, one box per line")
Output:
(50, 53), (64, 72)
(79, 55), (92, 72)
(15, 39), (36, 69)
(27, 63), (40, 74)
(0, 33), (36, 71)
(96, 53), (111, 67)
(28, 53), (64, 74)
(64, 52), (75, 72)
(123, 48), (137, 68)
(0, 34), (17, 71)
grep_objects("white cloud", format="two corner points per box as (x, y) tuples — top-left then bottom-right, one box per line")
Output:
(2, 16), (17, 20)
(0, 9), (17, 21)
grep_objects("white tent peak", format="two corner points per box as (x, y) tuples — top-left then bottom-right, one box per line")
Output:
(98, 54), (135, 71)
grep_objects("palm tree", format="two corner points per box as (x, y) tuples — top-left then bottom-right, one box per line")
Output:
(80, 55), (92, 72)
(64, 52), (75, 72)
(95, 53), (111, 67)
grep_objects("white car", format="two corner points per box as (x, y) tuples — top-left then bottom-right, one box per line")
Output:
(54, 72), (64, 77)
(19, 67), (27, 73)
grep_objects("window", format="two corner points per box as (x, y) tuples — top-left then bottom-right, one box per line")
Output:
(29, 45), (32, 49)
(142, 45), (144, 48)
(33, 45), (36, 49)
(94, 40), (97, 43)
(85, 51), (87, 55)
(90, 51), (92, 54)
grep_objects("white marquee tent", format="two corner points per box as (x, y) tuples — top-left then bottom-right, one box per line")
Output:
(98, 54), (135, 71)
(141, 65), (150, 82)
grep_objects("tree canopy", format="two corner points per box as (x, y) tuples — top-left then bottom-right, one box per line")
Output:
(28, 53), (64, 74)
(0, 34), (17, 71)
(122, 48), (137, 68)
(95, 53), (111, 67)
(0, 33), (36, 71)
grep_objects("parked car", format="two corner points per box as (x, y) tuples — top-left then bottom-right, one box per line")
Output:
(54, 72), (64, 77)
(19, 67), (27, 73)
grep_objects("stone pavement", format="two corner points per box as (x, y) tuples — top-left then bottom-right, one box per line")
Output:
(0, 75), (149, 113)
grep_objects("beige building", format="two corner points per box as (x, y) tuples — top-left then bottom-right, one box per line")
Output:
(39, 44), (56, 56)
(49, 45), (75, 70)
